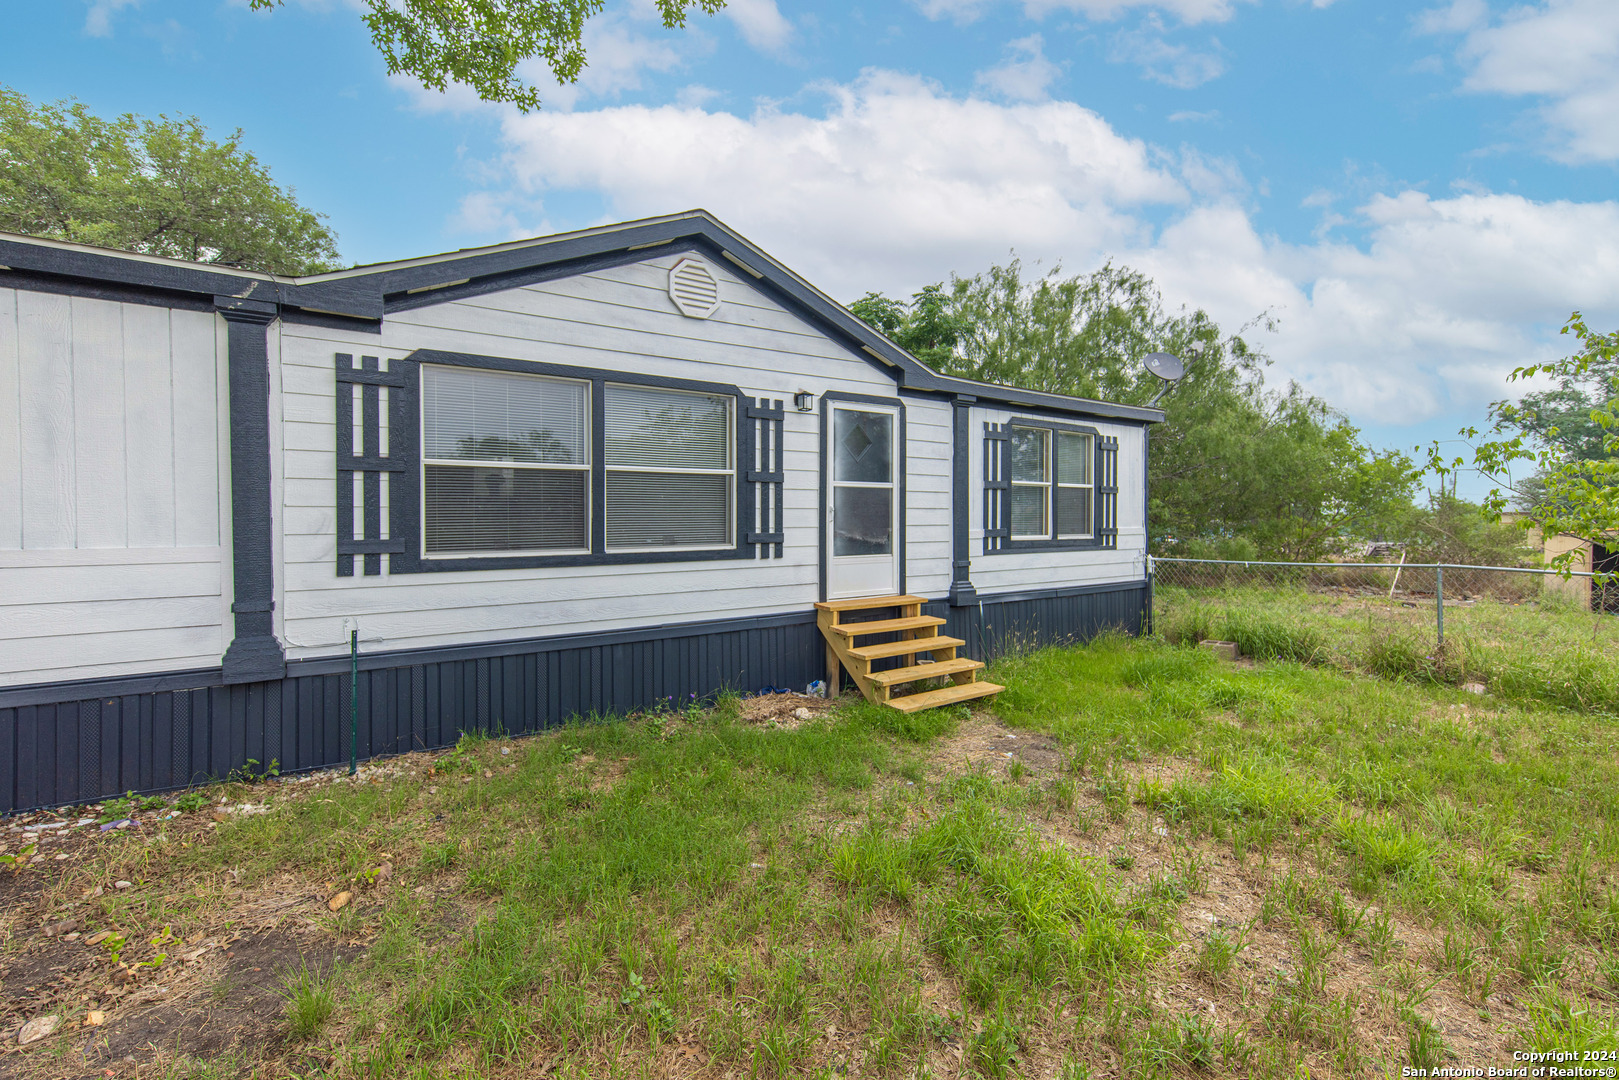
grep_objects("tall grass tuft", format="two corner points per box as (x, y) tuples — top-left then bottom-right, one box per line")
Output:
(1221, 610), (1325, 664)
(1358, 630), (1466, 685)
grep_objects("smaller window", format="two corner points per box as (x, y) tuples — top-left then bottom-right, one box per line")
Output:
(604, 383), (734, 550)
(1056, 431), (1094, 538)
(1009, 427), (1049, 539)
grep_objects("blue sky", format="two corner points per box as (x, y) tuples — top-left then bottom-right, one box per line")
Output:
(6, 0), (1618, 497)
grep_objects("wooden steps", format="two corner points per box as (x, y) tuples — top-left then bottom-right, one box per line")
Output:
(886, 680), (1005, 713)
(814, 594), (1003, 712)
(848, 636), (967, 661)
(867, 657), (985, 687)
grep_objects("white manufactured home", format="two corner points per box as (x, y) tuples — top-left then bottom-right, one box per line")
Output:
(0, 211), (1160, 813)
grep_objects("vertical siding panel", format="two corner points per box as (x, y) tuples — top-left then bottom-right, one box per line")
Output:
(208, 686), (231, 780)
(16, 291), (75, 549)
(0, 706), (16, 814)
(170, 310), (220, 547)
(151, 693), (172, 790)
(71, 298), (128, 548)
(15, 706), (37, 810)
(122, 303), (176, 547)
(411, 666), (427, 751)
(0, 290), (20, 549)
(424, 665), (442, 748)
(322, 674), (342, 767)
(174, 689), (194, 787)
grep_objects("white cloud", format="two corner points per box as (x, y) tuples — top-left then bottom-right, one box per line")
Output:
(1425, 0), (1619, 162)
(974, 34), (1063, 102)
(1168, 109), (1219, 122)
(1110, 17), (1227, 87)
(723, 0), (794, 53)
(459, 69), (1619, 428)
(84, 0), (139, 37)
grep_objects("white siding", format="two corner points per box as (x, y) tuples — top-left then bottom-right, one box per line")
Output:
(967, 405), (1149, 596)
(0, 291), (229, 686)
(276, 254), (912, 659)
(903, 396), (953, 599)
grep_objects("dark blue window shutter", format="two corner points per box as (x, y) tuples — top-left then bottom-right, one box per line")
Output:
(335, 354), (408, 576)
(983, 422), (1010, 553)
(1098, 435), (1119, 550)
(744, 398), (785, 557)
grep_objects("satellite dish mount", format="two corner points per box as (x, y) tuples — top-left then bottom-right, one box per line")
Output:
(1143, 351), (1186, 406)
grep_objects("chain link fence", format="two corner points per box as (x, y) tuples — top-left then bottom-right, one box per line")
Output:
(1150, 557), (1616, 646)
(1146, 556), (1619, 713)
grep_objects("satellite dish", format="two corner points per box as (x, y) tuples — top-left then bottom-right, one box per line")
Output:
(1144, 352), (1185, 383)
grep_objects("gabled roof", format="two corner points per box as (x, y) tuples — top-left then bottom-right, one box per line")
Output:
(0, 211), (1164, 424)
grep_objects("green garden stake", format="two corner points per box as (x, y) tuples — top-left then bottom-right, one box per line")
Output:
(348, 623), (359, 776)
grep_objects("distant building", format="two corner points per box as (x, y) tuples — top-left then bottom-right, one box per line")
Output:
(1500, 514), (1618, 613)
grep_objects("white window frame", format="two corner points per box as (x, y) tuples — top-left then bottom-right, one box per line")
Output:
(419, 365), (592, 559)
(1009, 425), (1051, 541)
(1055, 431), (1095, 540)
(603, 383), (736, 553)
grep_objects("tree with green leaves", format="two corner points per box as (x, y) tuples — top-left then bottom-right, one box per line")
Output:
(246, 0), (726, 112)
(1427, 314), (1619, 579)
(0, 88), (340, 275)
(852, 260), (1420, 561)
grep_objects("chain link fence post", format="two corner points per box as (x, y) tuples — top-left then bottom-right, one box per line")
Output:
(1436, 564), (1444, 648)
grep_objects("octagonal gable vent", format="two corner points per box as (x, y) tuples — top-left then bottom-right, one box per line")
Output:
(668, 257), (721, 319)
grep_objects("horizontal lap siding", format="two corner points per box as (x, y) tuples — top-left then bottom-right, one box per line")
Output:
(904, 397), (953, 598)
(1, 614), (827, 813)
(968, 405), (1148, 595)
(276, 254), (901, 661)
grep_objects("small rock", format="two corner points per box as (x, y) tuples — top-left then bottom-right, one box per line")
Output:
(327, 891), (353, 912)
(483, 770), (492, 779)
(84, 1010), (106, 1027)
(793, 707), (812, 720)
(1199, 640), (1240, 662)
(127, 987), (169, 1006)
(428, 786), (438, 794)
(1462, 682), (1487, 695)
(500, 747), (511, 756)
(43, 919), (78, 938)
(18, 1014), (60, 1044)
(114, 880), (132, 890)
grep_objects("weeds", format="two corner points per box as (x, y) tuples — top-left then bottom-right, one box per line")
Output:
(280, 962), (337, 1039)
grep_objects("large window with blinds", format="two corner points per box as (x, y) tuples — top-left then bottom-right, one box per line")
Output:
(605, 384), (733, 550)
(417, 363), (737, 561)
(421, 365), (591, 554)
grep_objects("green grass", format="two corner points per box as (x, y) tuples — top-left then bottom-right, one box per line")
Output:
(12, 624), (1619, 1078)
(1156, 582), (1619, 713)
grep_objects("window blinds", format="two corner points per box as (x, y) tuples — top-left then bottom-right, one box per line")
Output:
(604, 384), (733, 550)
(421, 365), (590, 554)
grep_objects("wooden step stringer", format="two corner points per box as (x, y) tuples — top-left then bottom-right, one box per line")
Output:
(814, 595), (1002, 711)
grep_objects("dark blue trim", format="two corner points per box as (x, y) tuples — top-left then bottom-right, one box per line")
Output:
(217, 302), (286, 684)
(1, 215), (1164, 424)
(949, 399), (976, 606)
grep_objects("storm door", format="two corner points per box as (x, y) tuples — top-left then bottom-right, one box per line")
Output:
(825, 403), (900, 599)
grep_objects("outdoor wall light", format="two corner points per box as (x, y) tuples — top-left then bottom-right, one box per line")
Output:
(794, 390), (815, 412)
